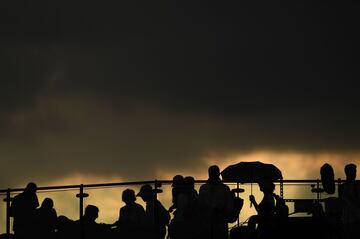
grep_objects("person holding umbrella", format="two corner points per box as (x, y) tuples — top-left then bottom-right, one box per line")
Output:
(248, 177), (276, 239)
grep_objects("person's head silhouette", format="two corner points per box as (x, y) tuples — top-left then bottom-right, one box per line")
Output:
(25, 182), (37, 194)
(345, 163), (357, 181)
(184, 176), (195, 190)
(172, 175), (184, 187)
(208, 165), (220, 180)
(258, 177), (275, 193)
(122, 189), (136, 204)
(136, 184), (153, 202)
(84, 205), (99, 221)
(41, 198), (54, 209)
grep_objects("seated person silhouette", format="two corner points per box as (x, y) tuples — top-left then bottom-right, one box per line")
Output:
(56, 215), (78, 239)
(248, 177), (276, 239)
(78, 205), (109, 239)
(113, 189), (146, 239)
(33, 198), (57, 238)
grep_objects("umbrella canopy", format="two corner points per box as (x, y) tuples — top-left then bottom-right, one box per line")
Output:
(221, 161), (283, 183)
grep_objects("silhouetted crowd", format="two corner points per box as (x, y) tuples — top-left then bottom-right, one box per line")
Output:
(5, 163), (360, 239)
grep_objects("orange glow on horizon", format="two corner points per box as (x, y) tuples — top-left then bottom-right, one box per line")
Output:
(2, 151), (360, 234)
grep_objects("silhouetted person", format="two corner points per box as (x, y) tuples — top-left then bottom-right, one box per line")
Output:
(168, 175), (184, 214)
(169, 176), (199, 239)
(78, 205), (110, 239)
(113, 189), (146, 239)
(9, 182), (39, 238)
(339, 164), (360, 238)
(33, 198), (57, 238)
(248, 177), (276, 239)
(321, 163), (335, 195)
(198, 165), (233, 239)
(137, 184), (170, 239)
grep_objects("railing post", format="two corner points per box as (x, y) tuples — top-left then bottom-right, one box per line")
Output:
(79, 184), (84, 220)
(280, 179), (283, 198)
(76, 184), (89, 239)
(237, 182), (240, 227)
(76, 184), (89, 219)
(316, 179), (320, 201)
(154, 180), (158, 231)
(337, 178), (342, 198)
(153, 179), (164, 239)
(6, 188), (11, 237)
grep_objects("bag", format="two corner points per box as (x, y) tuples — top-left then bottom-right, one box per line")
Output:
(227, 194), (244, 223)
(9, 195), (20, 217)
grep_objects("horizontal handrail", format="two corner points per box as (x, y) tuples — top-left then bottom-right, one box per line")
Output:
(0, 180), (169, 194)
(0, 178), (354, 236)
(0, 179), (351, 194)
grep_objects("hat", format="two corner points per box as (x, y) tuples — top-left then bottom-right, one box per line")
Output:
(136, 184), (153, 197)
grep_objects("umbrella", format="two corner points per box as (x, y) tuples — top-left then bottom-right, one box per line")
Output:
(221, 161), (283, 183)
(221, 161), (283, 222)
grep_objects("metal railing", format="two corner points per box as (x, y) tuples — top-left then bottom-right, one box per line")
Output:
(0, 178), (348, 237)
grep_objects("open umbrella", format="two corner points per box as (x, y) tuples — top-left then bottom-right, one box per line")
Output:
(221, 161), (283, 183)
(221, 161), (283, 221)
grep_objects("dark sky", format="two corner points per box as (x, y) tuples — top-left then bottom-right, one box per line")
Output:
(1, 1), (359, 188)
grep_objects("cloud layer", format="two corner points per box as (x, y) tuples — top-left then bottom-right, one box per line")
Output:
(1, 2), (359, 188)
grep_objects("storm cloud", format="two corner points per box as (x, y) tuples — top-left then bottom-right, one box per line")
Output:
(1, 2), (359, 187)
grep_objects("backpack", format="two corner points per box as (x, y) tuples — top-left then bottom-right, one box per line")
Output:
(274, 194), (289, 219)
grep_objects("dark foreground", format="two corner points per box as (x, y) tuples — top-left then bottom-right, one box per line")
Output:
(1, 216), (359, 239)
